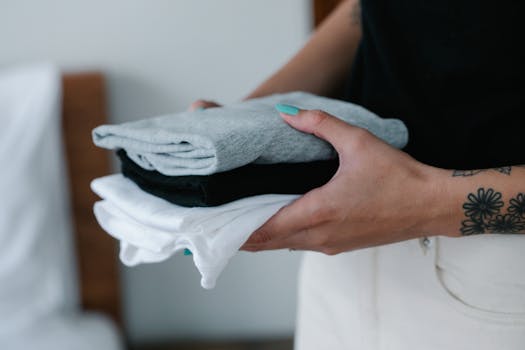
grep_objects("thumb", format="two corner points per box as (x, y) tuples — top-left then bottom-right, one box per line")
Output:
(275, 104), (360, 153)
(242, 189), (325, 248)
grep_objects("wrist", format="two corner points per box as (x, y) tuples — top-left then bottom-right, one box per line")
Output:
(416, 165), (463, 238)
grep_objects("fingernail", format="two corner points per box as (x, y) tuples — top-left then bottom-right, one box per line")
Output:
(184, 249), (192, 256)
(275, 103), (300, 116)
(196, 107), (205, 111)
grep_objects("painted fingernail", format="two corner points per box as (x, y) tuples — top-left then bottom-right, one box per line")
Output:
(196, 106), (205, 111)
(184, 249), (192, 256)
(275, 103), (300, 116)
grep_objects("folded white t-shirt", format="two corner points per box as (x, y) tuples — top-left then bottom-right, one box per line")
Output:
(91, 174), (297, 289)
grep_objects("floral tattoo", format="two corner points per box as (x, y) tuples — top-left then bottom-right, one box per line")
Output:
(460, 188), (525, 235)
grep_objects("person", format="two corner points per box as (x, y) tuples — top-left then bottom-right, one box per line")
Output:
(190, 0), (525, 348)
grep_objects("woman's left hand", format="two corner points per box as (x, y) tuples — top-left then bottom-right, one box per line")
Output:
(241, 108), (452, 254)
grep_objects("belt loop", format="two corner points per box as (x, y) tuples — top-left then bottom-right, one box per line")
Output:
(419, 236), (433, 255)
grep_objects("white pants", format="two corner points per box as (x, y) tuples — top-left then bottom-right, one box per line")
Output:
(295, 235), (525, 350)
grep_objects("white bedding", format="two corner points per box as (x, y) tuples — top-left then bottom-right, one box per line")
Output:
(0, 63), (121, 350)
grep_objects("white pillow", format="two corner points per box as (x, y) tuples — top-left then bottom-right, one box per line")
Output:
(0, 63), (121, 350)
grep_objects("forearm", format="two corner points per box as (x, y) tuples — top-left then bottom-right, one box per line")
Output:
(245, 0), (362, 100)
(422, 165), (525, 237)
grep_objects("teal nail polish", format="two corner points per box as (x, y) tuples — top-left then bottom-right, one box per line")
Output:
(196, 107), (205, 111)
(275, 103), (300, 116)
(184, 249), (192, 256)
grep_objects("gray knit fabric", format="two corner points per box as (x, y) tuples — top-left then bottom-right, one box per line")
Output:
(93, 92), (408, 176)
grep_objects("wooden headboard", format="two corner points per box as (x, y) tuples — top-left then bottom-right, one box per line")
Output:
(61, 73), (121, 326)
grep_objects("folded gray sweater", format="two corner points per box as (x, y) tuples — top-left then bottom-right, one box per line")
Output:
(93, 92), (408, 176)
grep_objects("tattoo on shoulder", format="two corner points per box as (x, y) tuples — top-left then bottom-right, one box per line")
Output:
(460, 188), (525, 235)
(452, 166), (521, 177)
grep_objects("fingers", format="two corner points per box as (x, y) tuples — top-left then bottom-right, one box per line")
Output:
(242, 227), (317, 252)
(242, 189), (333, 248)
(278, 107), (369, 154)
(242, 224), (341, 256)
(188, 99), (222, 111)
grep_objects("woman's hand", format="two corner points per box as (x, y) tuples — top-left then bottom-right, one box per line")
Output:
(241, 107), (454, 254)
(188, 99), (222, 111)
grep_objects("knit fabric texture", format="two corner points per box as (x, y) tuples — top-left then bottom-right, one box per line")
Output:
(93, 92), (408, 176)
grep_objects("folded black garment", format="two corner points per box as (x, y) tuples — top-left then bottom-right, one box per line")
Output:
(117, 149), (338, 207)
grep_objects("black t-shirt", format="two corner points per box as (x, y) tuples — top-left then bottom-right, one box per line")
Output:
(344, 0), (525, 169)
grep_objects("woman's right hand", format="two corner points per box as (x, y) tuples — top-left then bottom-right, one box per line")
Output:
(188, 99), (222, 111)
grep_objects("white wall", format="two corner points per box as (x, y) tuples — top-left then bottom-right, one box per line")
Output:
(0, 0), (312, 344)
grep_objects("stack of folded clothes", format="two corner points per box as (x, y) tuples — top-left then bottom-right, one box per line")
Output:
(91, 91), (408, 289)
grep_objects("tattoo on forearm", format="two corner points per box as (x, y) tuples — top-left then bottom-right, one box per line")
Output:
(350, 1), (361, 26)
(453, 165), (525, 177)
(460, 188), (525, 235)
(453, 166), (513, 177)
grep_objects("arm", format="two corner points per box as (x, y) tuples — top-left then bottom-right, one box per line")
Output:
(433, 166), (525, 236)
(241, 108), (525, 254)
(190, 0), (362, 110)
(245, 0), (362, 99)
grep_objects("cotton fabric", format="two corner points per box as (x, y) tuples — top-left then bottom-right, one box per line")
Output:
(91, 174), (298, 289)
(295, 236), (525, 350)
(93, 92), (408, 176)
(344, 0), (525, 169)
(117, 149), (338, 207)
